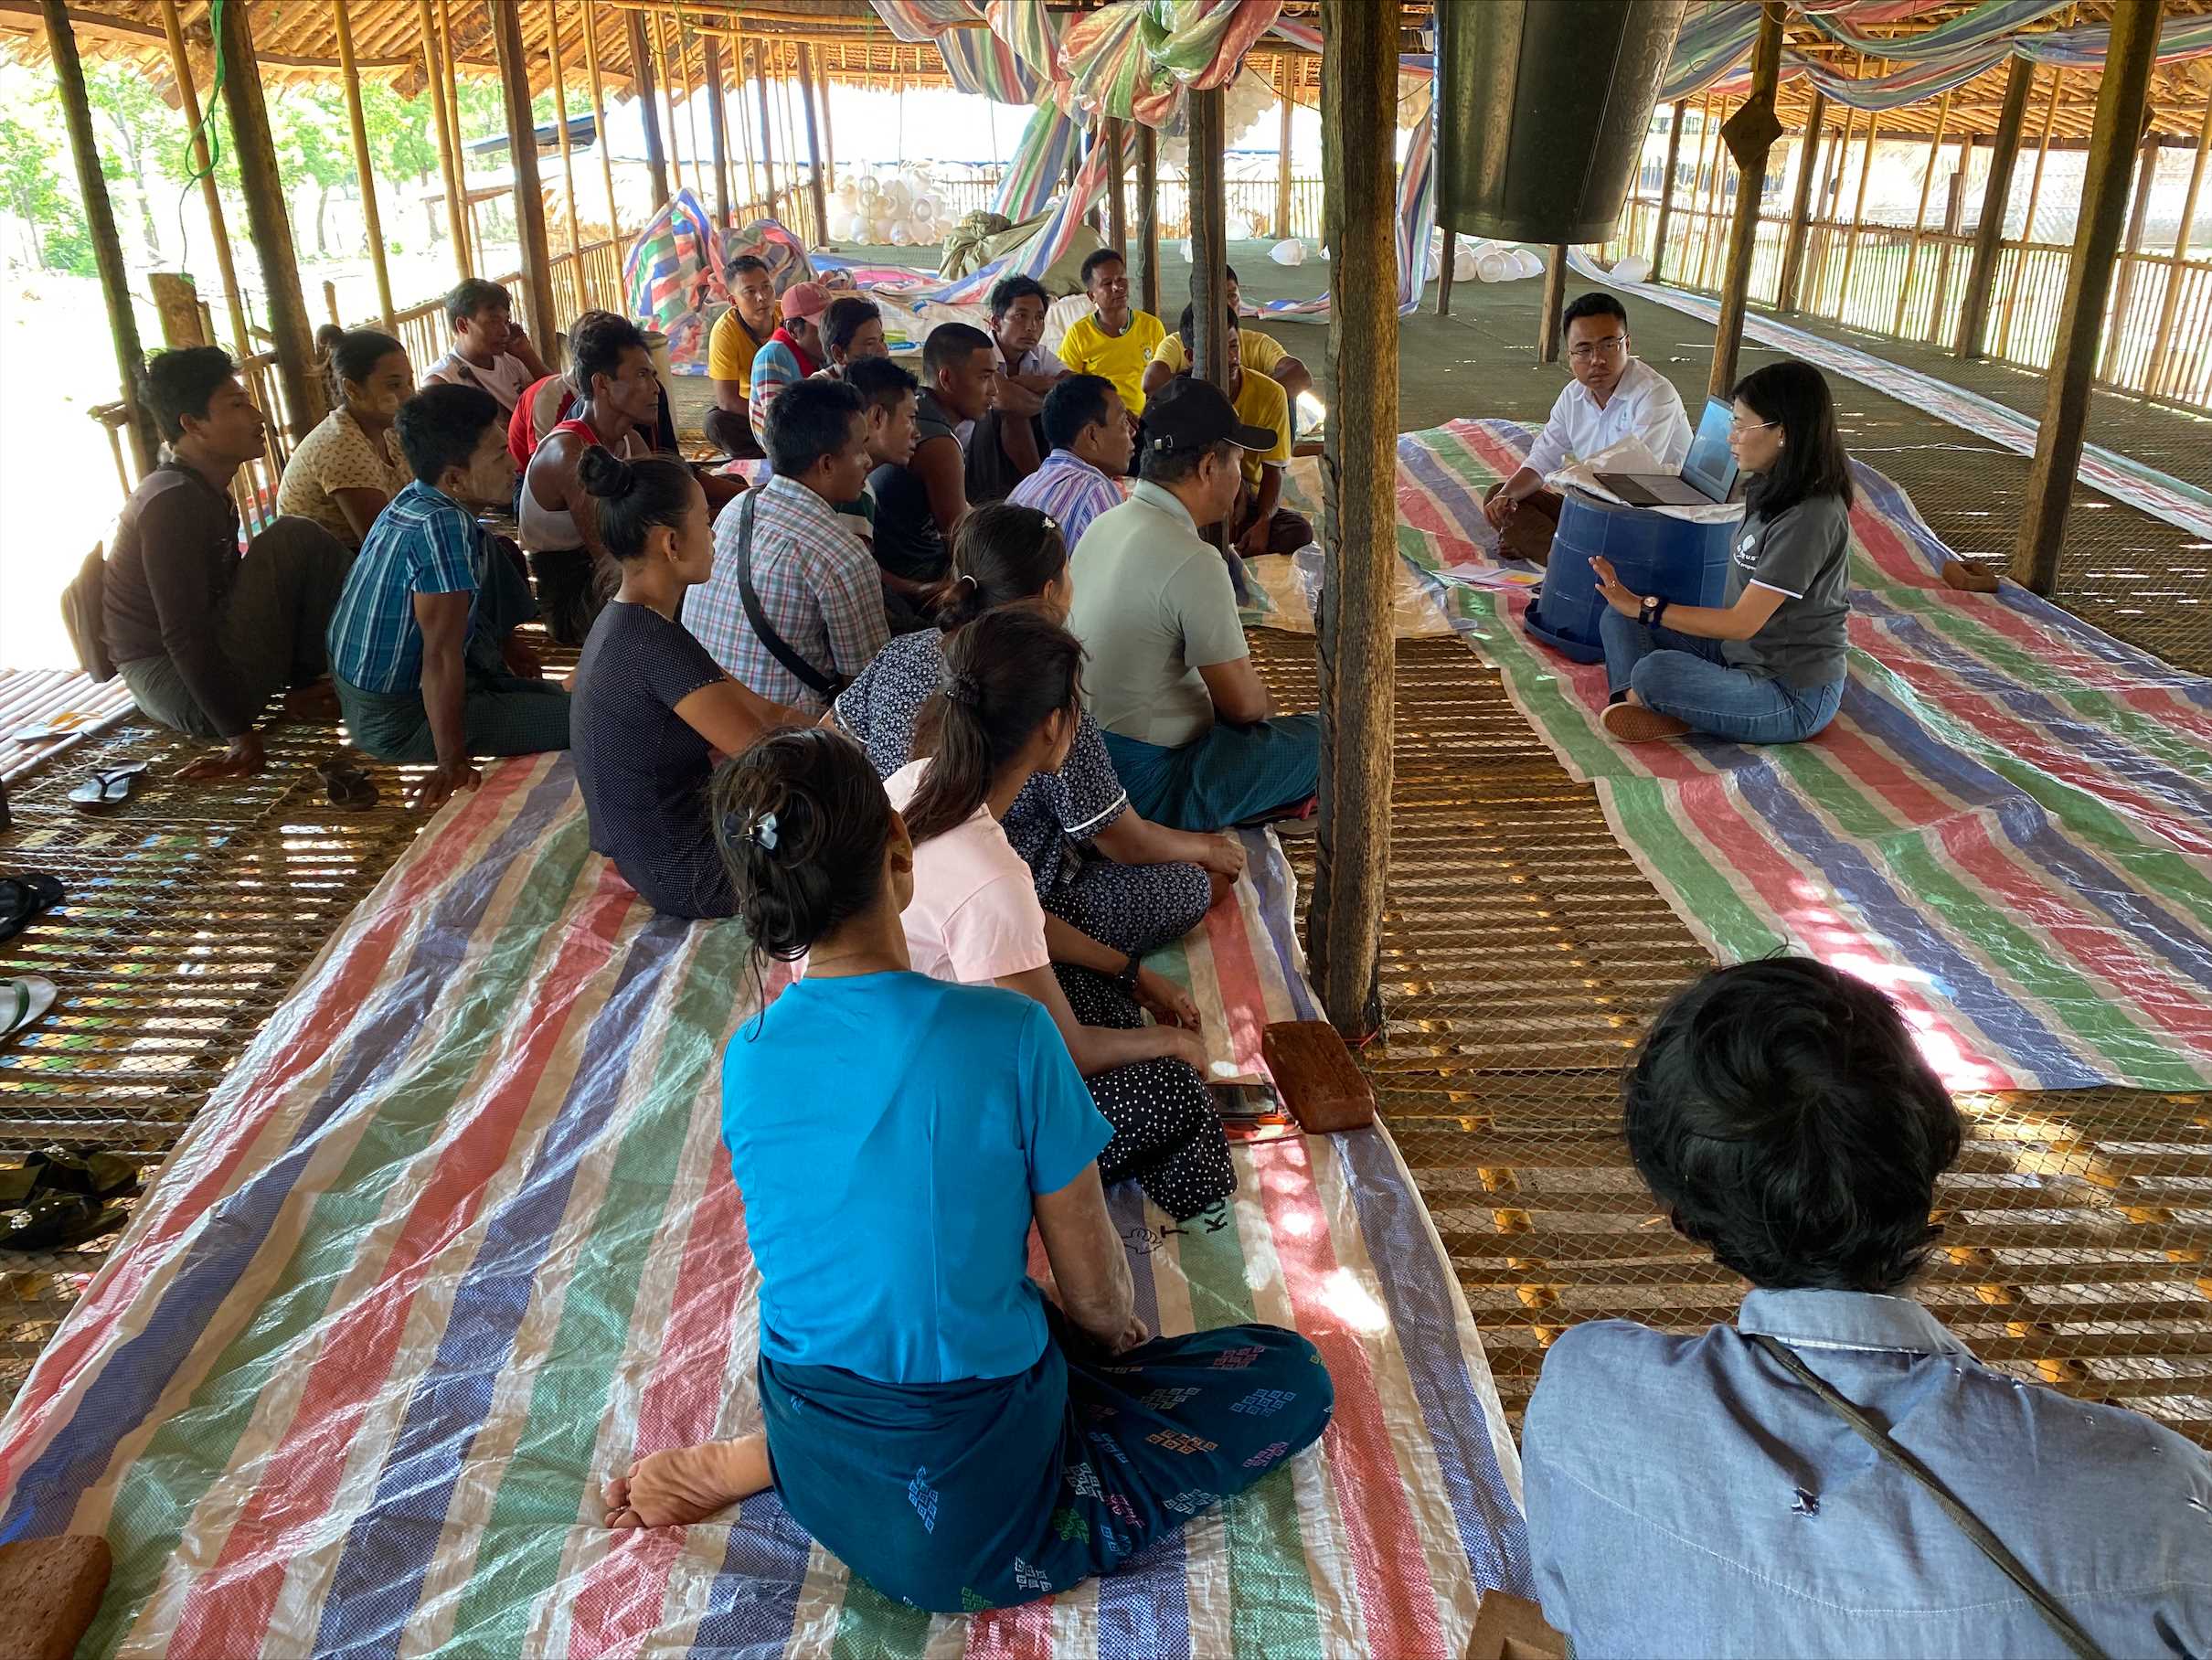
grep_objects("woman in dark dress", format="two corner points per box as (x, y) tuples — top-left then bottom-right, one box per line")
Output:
(569, 452), (795, 917)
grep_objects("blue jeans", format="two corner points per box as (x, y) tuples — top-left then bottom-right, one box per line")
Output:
(1600, 609), (1844, 745)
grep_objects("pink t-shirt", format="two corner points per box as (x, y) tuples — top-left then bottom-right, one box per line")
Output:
(884, 760), (1050, 984)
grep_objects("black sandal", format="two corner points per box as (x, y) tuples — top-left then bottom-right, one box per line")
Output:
(0, 1191), (125, 1252)
(0, 873), (64, 943)
(315, 757), (379, 810)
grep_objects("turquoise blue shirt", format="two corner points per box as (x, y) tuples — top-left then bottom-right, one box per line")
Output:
(721, 972), (1112, 1386)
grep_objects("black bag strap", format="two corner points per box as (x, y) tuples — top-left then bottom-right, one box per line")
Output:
(1749, 1334), (2108, 1660)
(733, 490), (843, 699)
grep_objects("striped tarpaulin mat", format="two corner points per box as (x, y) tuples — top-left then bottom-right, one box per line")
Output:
(0, 751), (1529, 1656)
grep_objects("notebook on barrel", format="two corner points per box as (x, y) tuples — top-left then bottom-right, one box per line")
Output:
(1593, 397), (1739, 507)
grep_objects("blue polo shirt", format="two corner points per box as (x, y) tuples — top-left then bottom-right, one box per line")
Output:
(327, 479), (485, 694)
(722, 972), (1112, 1386)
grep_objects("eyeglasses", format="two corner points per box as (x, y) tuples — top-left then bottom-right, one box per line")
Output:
(1568, 335), (1627, 361)
(1729, 417), (1780, 435)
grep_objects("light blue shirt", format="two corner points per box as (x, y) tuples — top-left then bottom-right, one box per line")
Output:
(327, 479), (484, 694)
(721, 972), (1111, 1386)
(1523, 1288), (2212, 1658)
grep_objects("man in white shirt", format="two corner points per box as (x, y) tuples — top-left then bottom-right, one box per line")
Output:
(419, 279), (551, 413)
(1484, 293), (1692, 564)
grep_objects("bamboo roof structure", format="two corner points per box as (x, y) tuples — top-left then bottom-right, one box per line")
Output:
(4, 1), (2207, 142)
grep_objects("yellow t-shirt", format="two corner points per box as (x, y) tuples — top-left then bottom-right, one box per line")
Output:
(1058, 310), (1168, 415)
(707, 308), (771, 390)
(1151, 326), (1288, 378)
(1229, 370), (1292, 489)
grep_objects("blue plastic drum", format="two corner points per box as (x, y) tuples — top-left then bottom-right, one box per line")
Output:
(1522, 488), (1741, 664)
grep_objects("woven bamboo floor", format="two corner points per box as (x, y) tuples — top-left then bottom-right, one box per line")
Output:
(1251, 628), (2212, 1450)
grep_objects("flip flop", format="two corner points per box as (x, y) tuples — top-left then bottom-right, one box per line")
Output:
(2, 974), (58, 1043)
(315, 756), (379, 810)
(0, 873), (64, 943)
(25, 1146), (142, 1203)
(0, 1191), (125, 1252)
(9, 718), (85, 744)
(68, 761), (147, 811)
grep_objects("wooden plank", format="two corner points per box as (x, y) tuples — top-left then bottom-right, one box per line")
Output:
(217, 0), (324, 442)
(157, 0), (251, 354)
(1651, 99), (1688, 283)
(1707, 1), (1784, 401)
(333, 0), (395, 330)
(491, 0), (556, 353)
(1956, 57), (2032, 358)
(1188, 87), (1229, 390)
(43, 0), (156, 472)
(628, 10), (670, 208)
(2011, 0), (2160, 594)
(1136, 120), (1160, 319)
(1774, 89), (1826, 314)
(1309, 0), (1398, 1039)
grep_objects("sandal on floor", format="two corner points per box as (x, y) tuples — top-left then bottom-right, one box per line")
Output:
(315, 756), (379, 810)
(0, 1191), (125, 1252)
(67, 761), (148, 811)
(0, 873), (64, 943)
(1, 974), (56, 1043)
(25, 1146), (142, 1203)
(1600, 701), (1694, 744)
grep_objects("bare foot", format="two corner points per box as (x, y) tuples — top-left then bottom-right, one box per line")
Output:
(603, 1433), (771, 1528)
(283, 681), (343, 722)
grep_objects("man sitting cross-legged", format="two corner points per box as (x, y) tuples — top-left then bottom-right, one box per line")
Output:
(690, 376), (888, 717)
(326, 384), (569, 810)
(830, 354), (920, 548)
(966, 272), (1066, 504)
(1056, 249), (1165, 436)
(1006, 373), (1133, 557)
(1141, 263), (1312, 415)
(102, 346), (352, 780)
(1523, 957), (2212, 1657)
(1170, 303), (1309, 559)
(704, 254), (780, 460)
(1066, 377), (1319, 833)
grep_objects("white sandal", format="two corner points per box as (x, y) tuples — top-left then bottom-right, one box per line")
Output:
(2, 974), (57, 1042)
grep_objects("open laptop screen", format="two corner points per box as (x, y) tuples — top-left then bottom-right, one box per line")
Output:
(1680, 396), (1740, 502)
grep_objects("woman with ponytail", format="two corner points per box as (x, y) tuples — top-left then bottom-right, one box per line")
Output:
(835, 503), (1246, 963)
(600, 726), (1333, 1612)
(277, 326), (412, 549)
(569, 449), (798, 918)
(853, 603), (1234, 1219)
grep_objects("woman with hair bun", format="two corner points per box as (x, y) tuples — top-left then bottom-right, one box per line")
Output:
(276, 325), (412, 549)
(834, 501), (1245, 960)
(600, 724), (1333, 1612)
(569, 448), (796, 918)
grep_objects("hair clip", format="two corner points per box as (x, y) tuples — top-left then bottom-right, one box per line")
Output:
(943, 670), (984, 708)
(720, 809), (779, 852)
(1038, 513), (1059, 533)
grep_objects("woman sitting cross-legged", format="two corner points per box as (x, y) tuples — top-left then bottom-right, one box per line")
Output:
(861, 605), (1234, 1219)
(835, 502), (1247, 959)
(1593, 359), (1853, 746)
(601, 725), (1334, 1612)
(569, 450), (799, 918)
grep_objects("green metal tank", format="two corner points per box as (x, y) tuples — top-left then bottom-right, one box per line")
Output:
(1434, 0), (1689, 246)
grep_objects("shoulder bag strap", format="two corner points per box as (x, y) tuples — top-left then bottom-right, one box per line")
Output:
(1749, 1334), (2107, 1660)
(733, 491), (843, 699)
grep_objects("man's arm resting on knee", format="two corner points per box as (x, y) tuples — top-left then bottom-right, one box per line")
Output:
(410, 590), (482, 810)
(1197, 654), (1273, 727)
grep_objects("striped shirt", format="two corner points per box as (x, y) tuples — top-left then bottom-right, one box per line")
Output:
(691, 474), (889, 713)
(1007, 449), (1127, 558)
(746, 332), (819, 433)
(327, 479), (485, 695)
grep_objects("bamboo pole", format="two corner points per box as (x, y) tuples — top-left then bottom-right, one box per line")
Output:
(778, 62), (803, 229)
(1775, 90), (1827, 314)
(1538, 245), (1569, 363)
(1651, 99), (1689, 284)
(1275, 56), (1295, 239)
(2012, 0), (2159, 594)
(1311, 0), (1397, 1040)
(735, 42), (763, 214)
(216, 0), (324, 441)
(2147, 95), (2212, 399)
(1891, 90), (1952, 340)
(817, 59), (836, 193)
(492, 0), (556, 351)
(584, 1), (622, 247)
(330, 0), (395, 330)
(798, 44), (829, 247)
(655, 12), (686, 200)
(2099, 131), (2163, 384)
(1688, 94), (1722, 289)
(1709, 2), (1785, 400)
(1105, 117), (1128, 256)
(157, 0), (251, 355)
(677, 16), (707, 203)
(1189, 87), (1230, 391)
(419, 0), (470, 276)
(437, 0), (473, 270)
(1958, 58), (2035, 360)
(547, 0), (580, 294)
(1995, 67), (2063, 359)
(704, 37), (734, 228)
(757, 45), (782, 223)
(628, 10), (671, 208)
(1836, 109), (1880, 321)
(1807, 99), (1851, 305)
(1136, 120), (1160, 318)
(44, 0), (156, 472)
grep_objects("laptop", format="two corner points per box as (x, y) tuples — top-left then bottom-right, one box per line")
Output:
(1593, 396), (1739, 507)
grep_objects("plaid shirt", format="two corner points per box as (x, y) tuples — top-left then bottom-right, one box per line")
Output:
(692, 475), (889, 713)
(328, 479), (484, 694)
(1007, 448), (1128, 555)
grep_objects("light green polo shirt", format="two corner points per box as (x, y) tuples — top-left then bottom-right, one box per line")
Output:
(1065, 481), (1250, 750)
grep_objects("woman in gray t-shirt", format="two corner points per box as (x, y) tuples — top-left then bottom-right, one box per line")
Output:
(1590, 360), (1854, 746)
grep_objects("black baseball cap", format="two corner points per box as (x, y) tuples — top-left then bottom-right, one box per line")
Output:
(1143, 375), (1275, 456)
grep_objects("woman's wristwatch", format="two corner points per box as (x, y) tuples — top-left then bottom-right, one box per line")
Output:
(1117, 952), (1143, 993)
(1640, 593), (1670, 630)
